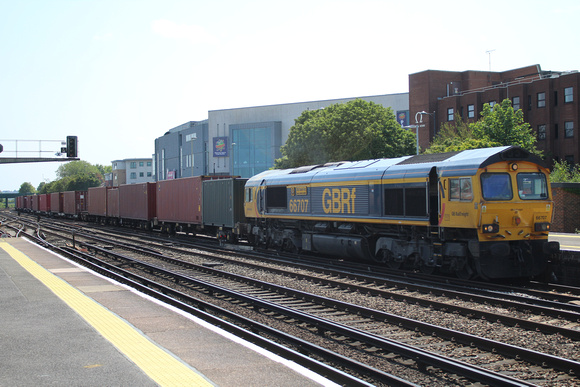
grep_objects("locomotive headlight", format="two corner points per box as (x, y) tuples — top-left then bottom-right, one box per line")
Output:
(482, 223), (500, 233)
(510, 163), (519, 171)
(534, 222), (551, 232)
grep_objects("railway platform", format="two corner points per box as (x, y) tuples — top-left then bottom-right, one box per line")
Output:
(0, 237), (335, 387)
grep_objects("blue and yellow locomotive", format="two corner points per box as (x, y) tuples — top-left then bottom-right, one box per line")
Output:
(242, 146), (560, 280)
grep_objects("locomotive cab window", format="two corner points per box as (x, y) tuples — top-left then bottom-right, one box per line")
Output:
(245, 188), (253, 202)
(449, 178), (473, 201)
(481, 173), (513, 200)
(517, 173), (548, 200)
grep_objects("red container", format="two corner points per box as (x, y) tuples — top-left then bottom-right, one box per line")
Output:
(63, 191), (87, 216)
(16, 196), (23, 210)
(50, 192), (63, 213)
(107, 188), (120, 218)
(38, 194), (51, 213)
(156, 176), (212, 224)
(31, 195), (39, 211)
(87, 187), (109, 217)
(119, 183), (156, 221)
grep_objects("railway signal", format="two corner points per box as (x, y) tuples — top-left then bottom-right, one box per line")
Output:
(66, 136), (78, 158)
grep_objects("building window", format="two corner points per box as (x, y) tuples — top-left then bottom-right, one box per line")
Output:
(537, 92), (546, 108)
(147, 172), (152, 177)
(512, 96), (520, 111)
(565, 155), (574, 165)
(537, 125), (546, 140)
(489, 101), (497, 110)
(139, 172), (144, 177)
(147, 161), (152, 167)
(565, 121), (574, 138)
(139, 161), (144, 167)
(527, 95), (532, 110)
(130, 162), (137, 169)
(565, 87), (574, 103)
(231, 122), (281, 178)
(447, 107), (454, 121)
(467, 104), (475, 118)
(130, 172), (137, 179)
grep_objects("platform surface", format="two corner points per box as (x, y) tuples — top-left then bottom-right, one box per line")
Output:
(0, 238), (334, 386)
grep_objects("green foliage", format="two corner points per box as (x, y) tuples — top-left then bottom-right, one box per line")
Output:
(550, 160), (580, 183)
(19, 182), (36, 195)
(275, 99), (415, 169)
(426, 99), (541, 156)
(56, 160), (102, 179)
(95, 164), (112, 176)
(36, 160), (104, 193)
(426, 115), (498, 154)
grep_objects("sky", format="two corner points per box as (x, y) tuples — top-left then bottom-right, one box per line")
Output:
(1, 0), (579, 191)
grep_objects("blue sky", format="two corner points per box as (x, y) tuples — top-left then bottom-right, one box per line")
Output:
(1, 0), (579, 191)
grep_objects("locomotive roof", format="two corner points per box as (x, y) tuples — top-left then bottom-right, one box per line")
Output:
(246, 146), (546, 186)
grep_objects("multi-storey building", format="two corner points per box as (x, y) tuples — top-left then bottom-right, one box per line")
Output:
(111, 157), (154, 186)
(154, 120), (209, 180)
(154, 94), (409, 180)
(409, 64), (580, 164)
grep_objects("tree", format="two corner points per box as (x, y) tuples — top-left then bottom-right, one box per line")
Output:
(550, 160), (580, 183)
(426, 115), (497, 154)
(34, 160), (105, 193)
(275, 99), (416, 169)
(95, 164), (112, 176)
(19, 182), (36, 195)
(56, 160), (102, 179)
(426, 99), (541, 156)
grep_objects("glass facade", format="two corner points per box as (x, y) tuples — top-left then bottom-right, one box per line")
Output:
(230, 122), (281, 178)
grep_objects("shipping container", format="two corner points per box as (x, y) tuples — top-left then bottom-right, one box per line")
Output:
(31, 195), (39, 212)
(156, 176), (232, 232)
(156, 176), (205, 225)
(50, 192), (63, 214)
(38, 194), (51, 213)
(16, 196), (23, 211)
(119, 182), (156, 222)
(63, 190), (87, 217)
(107, 188), (120, 219)
(202, 178), (247, 229)
(87, 186), (109, 218)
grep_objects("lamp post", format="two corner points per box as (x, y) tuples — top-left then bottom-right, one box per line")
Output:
(402, 110), (435, 155)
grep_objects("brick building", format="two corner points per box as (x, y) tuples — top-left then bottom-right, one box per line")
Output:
(409, 65), (580, 165)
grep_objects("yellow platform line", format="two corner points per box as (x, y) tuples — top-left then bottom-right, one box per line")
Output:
(0, 241), (213, 387)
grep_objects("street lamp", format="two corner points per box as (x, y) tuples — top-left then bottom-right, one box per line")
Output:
(401, 111), (434, 155)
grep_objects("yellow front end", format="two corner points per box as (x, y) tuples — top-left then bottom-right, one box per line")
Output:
(440, 160), (555, 279)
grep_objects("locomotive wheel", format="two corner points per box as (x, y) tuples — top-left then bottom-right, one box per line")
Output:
(455, 258), (474, 280)
(377, 249), (402, 269)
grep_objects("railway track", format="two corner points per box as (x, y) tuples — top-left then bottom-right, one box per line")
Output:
(4, 214), (580, 385)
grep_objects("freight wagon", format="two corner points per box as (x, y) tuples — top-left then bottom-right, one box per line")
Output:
(50, 192), (63, 216)
(202, 178), (247, 241)
(63, 190), (87, 218)
(118, 182), (156, 229)
(38, 194), (51, 215)
(156, 176), (233, 234)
